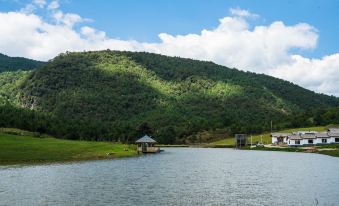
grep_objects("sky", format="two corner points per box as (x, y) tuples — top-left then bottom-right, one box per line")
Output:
(0, 0), (338, 96)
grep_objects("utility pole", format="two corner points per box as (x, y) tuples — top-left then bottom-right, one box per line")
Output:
(271, 120), (273, 133)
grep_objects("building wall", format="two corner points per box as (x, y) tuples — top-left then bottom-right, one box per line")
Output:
(288, 139), (314, 146)
(288, 137), (339, 146)
(330, 137), (339, 144)
(272, 137), (288, 144)
(272, 137), (277, 144)
(302, 139), (315, 145)
(288, 140), (299, 146)
(315, 138), (330, 144)
(283, 137), (288, 143)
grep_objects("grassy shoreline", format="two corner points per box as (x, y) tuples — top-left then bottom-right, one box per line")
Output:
(1, 125), (338, 166)
(0, 132), (138, 166)
(246, 145), (339, 157)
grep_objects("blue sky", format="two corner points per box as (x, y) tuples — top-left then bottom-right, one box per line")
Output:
(0, 0), (338, 96)
(1, 0), (338, 58)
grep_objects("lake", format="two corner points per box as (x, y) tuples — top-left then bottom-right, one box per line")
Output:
(1, 148), (339, 206)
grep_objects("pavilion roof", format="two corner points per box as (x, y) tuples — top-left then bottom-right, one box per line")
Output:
(135, 135), (157, 143)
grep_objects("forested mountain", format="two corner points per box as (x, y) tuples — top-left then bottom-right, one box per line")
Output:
(0, 53), (45, 72)
(0, 51), (338, 143)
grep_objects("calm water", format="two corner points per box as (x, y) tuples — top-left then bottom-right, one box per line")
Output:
(1, 148), (339, 206)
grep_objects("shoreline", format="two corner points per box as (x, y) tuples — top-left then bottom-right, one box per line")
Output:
(1, 144), (338, 167)
(0, 154), (140, 167)
(204, 144), (339, 157)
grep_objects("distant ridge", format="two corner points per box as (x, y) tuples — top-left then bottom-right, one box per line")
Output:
(0, 53), (46, 72)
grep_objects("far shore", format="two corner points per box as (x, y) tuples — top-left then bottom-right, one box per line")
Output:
(1, 126), (339, 166)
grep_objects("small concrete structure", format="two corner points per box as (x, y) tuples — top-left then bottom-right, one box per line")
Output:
(235, 134), (247, 148)
(136, 135), (160, 153)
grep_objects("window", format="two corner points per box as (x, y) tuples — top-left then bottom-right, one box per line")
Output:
(308, 139), (313, 144)
(335, 138), (339, 143)
(295, 140), (300, 145)
(322, 139), (327, 143)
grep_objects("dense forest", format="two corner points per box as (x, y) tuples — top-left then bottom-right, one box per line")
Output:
(0, 51), (338, 143)
(0, 53), (45, 73)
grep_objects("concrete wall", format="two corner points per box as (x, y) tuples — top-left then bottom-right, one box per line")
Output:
(288, 140), (299, 146)
(288, 137), (339, 146)
(272, 137), (288, 144)
(288, 139), (315, 146)
(315, 138), (330, 144)
(272, 137), (277, 144)
(331, 137), (339, 143)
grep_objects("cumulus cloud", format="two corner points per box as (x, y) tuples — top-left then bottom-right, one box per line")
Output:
(33, 0), (46, 8)
(52, 11), (87, 27)
(229, 8), (259, 18)
(270, 54), (339, 96)
(0, 2), (338, 96)
(47, 1), (59, 10)
(20, 0), (46, 13)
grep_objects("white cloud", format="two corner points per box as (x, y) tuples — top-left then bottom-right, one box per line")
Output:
(20, 0), (46, 14)
(0, 4), (338, 96)
(142, 19), (318, 74)
(33, 0), (46, 8)
(20, 3), (36, 13)
(47, 1), (59, 10)
(52, 11), (87, 27)
(270, 54), (339, 96)
(229, 8), (259, 18)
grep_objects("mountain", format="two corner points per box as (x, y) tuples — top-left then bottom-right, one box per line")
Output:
(0, 50), (338, 143)
(0, 53), (45, 73)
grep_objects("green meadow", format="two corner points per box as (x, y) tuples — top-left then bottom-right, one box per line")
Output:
(0, 130), (137, 165)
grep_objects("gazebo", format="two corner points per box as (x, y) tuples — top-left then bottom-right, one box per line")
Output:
(135, 135), (160, 153)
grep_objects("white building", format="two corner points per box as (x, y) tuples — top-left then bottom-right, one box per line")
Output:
(271, 128), (339, 146)
(271, 133), (289, 144)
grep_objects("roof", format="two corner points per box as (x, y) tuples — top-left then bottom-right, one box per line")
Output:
(289, 134), (302, 140)
(328, 128), (339, 133)
(135, 135), (157, 143)
(301, 133), (316, 139)
(297, 131), (317, 135)
(271, 133), (289, 137)
(316, 132), (330, 138)
(328, 132), (339, 137)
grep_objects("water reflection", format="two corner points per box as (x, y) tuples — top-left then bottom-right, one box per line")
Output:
(1, 148), (339, 205)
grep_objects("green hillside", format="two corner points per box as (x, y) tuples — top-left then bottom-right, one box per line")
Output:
(0, 53), (45, 72)
(0, 51), (338, 143)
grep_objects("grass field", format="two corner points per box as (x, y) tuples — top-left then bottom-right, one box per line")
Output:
(208, 126), (327, 147)
(0, 132), (137, 165)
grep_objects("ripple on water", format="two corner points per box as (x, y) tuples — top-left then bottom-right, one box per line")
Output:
(0, 148), (339, 206)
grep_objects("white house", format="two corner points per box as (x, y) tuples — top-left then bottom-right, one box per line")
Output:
(272, 128), (339, 146)
(287, 134), (303, 146)
(271, 133), (289, 144)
